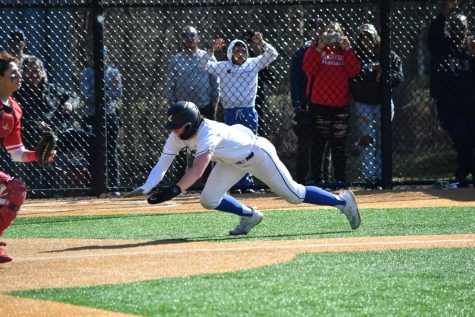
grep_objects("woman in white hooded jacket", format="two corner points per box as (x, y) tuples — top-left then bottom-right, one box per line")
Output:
(199, 33), (278, 191)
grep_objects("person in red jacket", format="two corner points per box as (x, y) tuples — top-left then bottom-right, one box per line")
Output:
(303, 21), (360, 187)
(0, 51), (55, 263)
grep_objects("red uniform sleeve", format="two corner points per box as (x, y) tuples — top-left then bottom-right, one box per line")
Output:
(4, 98), (24, 153)
(302, 44), (322, 77)
(343, 49), (361, 79)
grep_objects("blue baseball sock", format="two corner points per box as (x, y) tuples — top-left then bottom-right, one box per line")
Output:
(303, 186), (345, 206)
(216, 194), (253, 216)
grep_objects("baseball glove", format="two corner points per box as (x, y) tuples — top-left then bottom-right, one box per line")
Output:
(147, 185), (182, 204)
(36, 131), (57, 168)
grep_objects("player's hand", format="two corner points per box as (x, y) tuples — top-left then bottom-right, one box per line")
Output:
(124, 187), (145, 198)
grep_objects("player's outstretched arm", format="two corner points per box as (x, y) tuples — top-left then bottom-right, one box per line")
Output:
(177, 150), (213, 192)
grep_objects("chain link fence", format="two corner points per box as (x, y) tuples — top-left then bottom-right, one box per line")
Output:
(0, 0), (473, 197)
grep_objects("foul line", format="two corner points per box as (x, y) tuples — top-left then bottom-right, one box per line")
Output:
(14, 238), (475, 262)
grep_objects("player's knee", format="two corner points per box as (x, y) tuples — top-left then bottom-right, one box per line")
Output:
(5, 178), (28, 212)
(284, 195), (303, 205)
(281, 183), (306, 204)
(200, 195), (220, 210)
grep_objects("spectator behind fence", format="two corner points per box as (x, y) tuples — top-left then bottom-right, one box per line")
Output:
(15, 56), (96, 187)
(167, 26), (220, 119)
(303, 21), (361, 188)
(242, 30), (276, 139)
(290, 16), (332, 186)
(80, 47), (123, 196)
(200, 33), (278, 194)
(0, 51), (55, 263)
(350, 23), (404, 189)
(427, 0), (475, 187)
(166, 26), (220, 185)
(7, 28), (34, 68)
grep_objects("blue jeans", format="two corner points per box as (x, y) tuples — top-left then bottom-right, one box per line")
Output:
(224, 107), (258, 188)
(352, 101), (394, 181)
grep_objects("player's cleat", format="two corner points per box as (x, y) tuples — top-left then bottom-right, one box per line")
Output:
(338, 190), (361, 230)
(0, 247), (12, 263)
(229, 208), (264, 235)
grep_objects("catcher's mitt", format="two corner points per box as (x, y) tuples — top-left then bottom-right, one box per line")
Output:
(36, 131), (57, 168)
(147, 185), (182, 204)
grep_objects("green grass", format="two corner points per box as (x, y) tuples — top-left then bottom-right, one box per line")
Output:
(5, 206), (475, 316)
(10, 248), (475, 317)
(5, 207), (475, 241)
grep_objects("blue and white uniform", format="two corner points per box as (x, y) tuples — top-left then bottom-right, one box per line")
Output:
(141, 119), (307, 208)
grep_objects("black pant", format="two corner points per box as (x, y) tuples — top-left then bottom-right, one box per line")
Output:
(309, 105), (349, 182)
(437, 101), (475, 183)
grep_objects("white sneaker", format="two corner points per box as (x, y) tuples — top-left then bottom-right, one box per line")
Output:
(229, 209), (264, 235)
(338, 190), (361, 229)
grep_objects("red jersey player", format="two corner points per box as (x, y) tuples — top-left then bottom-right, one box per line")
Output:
(0, 51), (55, 263)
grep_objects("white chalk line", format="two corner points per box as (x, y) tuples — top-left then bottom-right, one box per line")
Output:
(14, 238), (475, 262)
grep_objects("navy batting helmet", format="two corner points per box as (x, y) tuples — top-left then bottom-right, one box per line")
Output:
(165, 101), (202, 140)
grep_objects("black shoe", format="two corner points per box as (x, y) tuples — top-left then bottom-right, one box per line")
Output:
(242, 188), (255, 194)
(230, 188), (242, 195)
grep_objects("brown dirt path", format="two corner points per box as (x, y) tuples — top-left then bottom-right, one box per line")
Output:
(18, 188), (475, 218)
(1, 189), (474, 317)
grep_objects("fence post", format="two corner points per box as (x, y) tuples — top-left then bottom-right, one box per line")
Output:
(92, 0), (107, 196)
(380, 0), (393, 189)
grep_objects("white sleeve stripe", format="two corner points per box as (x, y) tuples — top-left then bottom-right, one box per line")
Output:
(5, 144), (23, 151)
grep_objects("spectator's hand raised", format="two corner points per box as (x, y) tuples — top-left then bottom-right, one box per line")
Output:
(210, 38), (225, 53)
(317, 35), (329, 51)
(251, 32), (264, 45)
(441, 0), (461, 16)
(340, 36), (351, 51)
(374, 63), (382, 82)
(61, 102), (73, 115)
(466, 37), (475, 55)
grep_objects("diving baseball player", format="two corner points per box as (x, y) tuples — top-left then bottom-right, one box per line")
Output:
(126, 101), (360, 235)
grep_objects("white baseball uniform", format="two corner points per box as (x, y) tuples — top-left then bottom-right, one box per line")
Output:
(140, 119), (306, 208)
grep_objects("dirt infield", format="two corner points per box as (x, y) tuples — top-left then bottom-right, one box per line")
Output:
(1, 188), (474, 317)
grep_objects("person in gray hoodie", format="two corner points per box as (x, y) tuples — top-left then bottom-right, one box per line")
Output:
(200, 33), (278, 193)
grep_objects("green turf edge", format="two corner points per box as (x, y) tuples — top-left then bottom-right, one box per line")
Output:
(5, 207), (475, 241)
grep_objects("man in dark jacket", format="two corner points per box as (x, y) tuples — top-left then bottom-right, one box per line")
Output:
(15, 56), (96, 187)
(350, 23), (404, 188)
(290, 16), (332, 186)
(427, 0), (475, 186)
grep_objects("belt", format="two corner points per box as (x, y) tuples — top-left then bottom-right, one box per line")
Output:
(236, 152), (254, 164)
